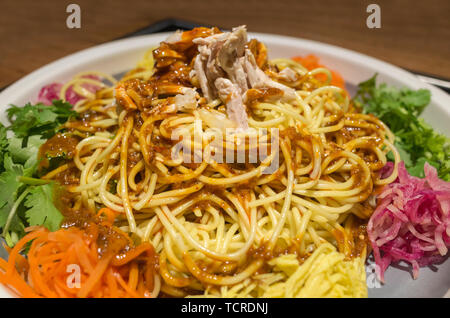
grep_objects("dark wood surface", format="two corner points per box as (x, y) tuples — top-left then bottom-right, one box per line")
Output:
(1, 0), (449, 88)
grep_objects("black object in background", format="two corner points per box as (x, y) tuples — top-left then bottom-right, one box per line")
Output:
(118, 18), (215, 38)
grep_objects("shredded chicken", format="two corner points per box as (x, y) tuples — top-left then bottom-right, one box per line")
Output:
(115, 26), (296, 130)
(174, 88), (198, 112)
(165, 30), (183, 44)
(214, 78), (249, 130)
(217, 26), (248, 94)
(278, 67), (298, 82)
(191, 25), (296, 129)
(243, 49), (296, 100)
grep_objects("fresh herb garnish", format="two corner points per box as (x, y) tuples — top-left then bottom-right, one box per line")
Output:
(354, 75), (450, 181)
(6, 100), (78, 139)
(7, 135), (46, 170)
(0, 100), (75, 246)
(0, 124), (8, 171)
(24, 182), (64, 232)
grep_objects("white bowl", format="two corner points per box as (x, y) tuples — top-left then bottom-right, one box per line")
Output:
(0, 32), (449, 298)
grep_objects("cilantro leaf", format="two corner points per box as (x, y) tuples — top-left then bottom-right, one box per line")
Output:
(0, 123), (7, 171)
(7, 135), (46, 169)
(0, 156), (26, 235)
(0, 100), (76, 246)
(24, 183), (64, 232)
(387, 140), (412, 167)
(6, 100), (78, 139)
(0, 156), (25, 209)
(354, 75), (450, 181)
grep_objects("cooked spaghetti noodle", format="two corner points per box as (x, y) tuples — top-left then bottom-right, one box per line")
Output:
(2, 26), (401, 298)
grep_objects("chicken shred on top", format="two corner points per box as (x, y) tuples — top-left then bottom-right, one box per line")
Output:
(115, 25), (297, 130)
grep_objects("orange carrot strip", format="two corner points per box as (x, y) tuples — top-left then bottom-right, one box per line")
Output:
(111, 243), (153, 266)
(0, 258), (9, 271)
(97, 207), (117, 225)
(106, 267), (119, 298)
(127, 262), (139, 291)
(114, 271), (140, 298)
(2, 222), (158, 298)
(6, 229), (46, 274)
(0, 270), (40, 298)
(292, 54), (347, 91)
(27, 240), (59, 297)
(77, 254), (112, 298)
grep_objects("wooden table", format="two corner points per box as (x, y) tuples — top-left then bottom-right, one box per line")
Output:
(1, 0), (449, 88)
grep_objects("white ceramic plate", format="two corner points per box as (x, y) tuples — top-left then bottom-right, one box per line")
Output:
(0, 32), (449, 298)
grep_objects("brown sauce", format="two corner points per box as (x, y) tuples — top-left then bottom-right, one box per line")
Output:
(56, 187), (133, 258)
(38, 133), (79, 169)
(52, 166), (80, 186)
(246, 87), (284, 106)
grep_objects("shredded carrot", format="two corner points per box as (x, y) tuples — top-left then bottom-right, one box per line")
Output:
(127, 262), (139, 291)
(2, 243), (28, 272)
(97, 207), (117, 225)
(0, 223), (158, 298)
(112, 242), (155, 266)
(77, 254), (113, 298)
(292, 54), (347, 91)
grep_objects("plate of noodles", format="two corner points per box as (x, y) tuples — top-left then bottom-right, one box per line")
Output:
(0, 26), (449, 298)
